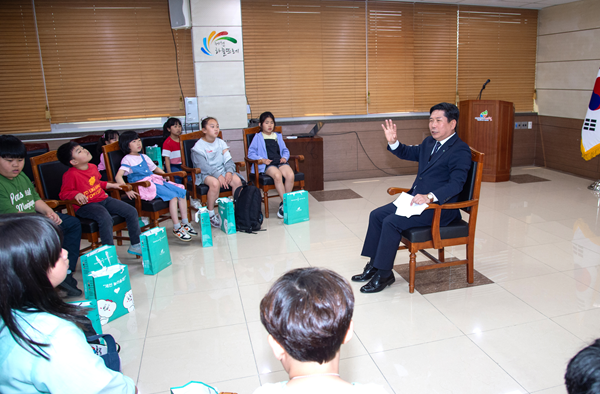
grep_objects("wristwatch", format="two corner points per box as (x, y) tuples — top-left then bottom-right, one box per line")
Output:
(427, 192), (434, 202)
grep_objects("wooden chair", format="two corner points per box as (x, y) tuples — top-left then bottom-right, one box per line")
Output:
(180, 131), (246, 207)
(387, 148), (484, 293)
(102, 141), (191, 229)
(72, 134), (102, 166)
(30, 150), (133, 254)
(23, 142), (49, 184)
(242, 126), (305, 218)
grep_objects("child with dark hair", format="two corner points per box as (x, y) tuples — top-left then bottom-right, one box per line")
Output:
(0, 214), (136, 393)
(0, 135), (83, 297)
(191, 117), (244, 227)
(162, 117), (183, 174)
(57, 141), (142, 256)
(256, 267), (387, 393)
(97, 129), (119, 173)
(247, 111), (295, 219)
(566, 339), (600, 394)
(116, 131), (196, 242)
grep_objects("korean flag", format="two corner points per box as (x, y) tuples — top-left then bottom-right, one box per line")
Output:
(582, 67), (600, 160)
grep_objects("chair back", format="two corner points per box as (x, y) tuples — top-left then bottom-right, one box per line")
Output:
(102, 141), (126, 183)
(180, 131), (202, 168)
(23, 142), (50, 183)
(242, 126), (282, 157)
(139, 129), (164, 152)
(457, 148), (484, 214)
(30, 151), (69, 200)
(73, 135), (102, 166)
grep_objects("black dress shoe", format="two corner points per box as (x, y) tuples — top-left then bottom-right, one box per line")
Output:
(351, 262), (377, 282)
(58, 281), (83, 297)
(360, 271), (395, 293)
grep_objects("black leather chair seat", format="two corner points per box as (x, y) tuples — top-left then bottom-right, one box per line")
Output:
(257, 172), (304, 186)
(187, 179), (248, 196)
(402, 218), (469, 243)
(79, 215), (126, 234)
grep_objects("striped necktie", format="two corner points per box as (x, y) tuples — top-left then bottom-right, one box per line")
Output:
(429, 141), (441, 161)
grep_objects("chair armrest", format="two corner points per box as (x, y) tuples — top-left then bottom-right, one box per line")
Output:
(116, 184), (132, 192)
(288, 155), (304, 173)
(437, 199), (479, 210)
(181, 165), (201, 174)
(244, 157), (261, 185)
(234, 161), (246, 173)
(289, 154), (304, 162)
(44, 200), (59, 209)
(387, 187), (411, 195)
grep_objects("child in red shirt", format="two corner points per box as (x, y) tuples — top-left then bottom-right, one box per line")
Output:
(57, 141), (142, 256)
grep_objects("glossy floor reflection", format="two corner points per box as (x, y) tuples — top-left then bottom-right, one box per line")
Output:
(71, 166), (600, 394)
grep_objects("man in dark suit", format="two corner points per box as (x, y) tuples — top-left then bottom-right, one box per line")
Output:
(352, 102), (472, 293)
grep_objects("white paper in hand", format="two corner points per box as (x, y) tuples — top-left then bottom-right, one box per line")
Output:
(393, 192), (428, 218)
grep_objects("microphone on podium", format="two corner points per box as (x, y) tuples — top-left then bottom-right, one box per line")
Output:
(478, 79), (491, 100)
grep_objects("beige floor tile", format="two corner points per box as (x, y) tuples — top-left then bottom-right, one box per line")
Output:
(519, 242), (600, 271)
(552, 308), (600, 342)
(499, 273), (600, 317)
(532, 385), (568, 394)
(468, 319), (584, 392)
(138, 324), (256, 393)
(424, 284), (546, 334)
(119, 338), (145, 384)
(474, 248), (557, 282)
(146, 288), (246, 337)
(238, 282), (272, 323)
(372, 336), (527, 394)
(352, 296), (463, 353)
(233, 252), (310, 286)
(207, 375), (262, 394)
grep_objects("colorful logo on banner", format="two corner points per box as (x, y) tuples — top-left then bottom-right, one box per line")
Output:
(475, 110), (493, 122)
(201, 31), (239, 57)
(581, 68), (600, 160)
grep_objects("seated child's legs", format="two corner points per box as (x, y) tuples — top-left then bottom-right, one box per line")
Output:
(58, 212), (82, 275)
(265, 165), (285, 199)
(204, 176), (220, 211)
(75, 201), (115, 245)
(230, 174), (243, 196)
(102, 196), (141, 245)
(279, 164), (295, 193)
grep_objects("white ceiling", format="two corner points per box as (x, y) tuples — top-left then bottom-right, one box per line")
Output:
(390, 0), (581, 10)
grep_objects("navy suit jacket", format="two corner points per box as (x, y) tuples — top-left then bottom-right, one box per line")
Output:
(387, 133), (472, 205)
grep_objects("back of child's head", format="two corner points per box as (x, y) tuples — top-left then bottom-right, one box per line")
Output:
(119, 130), (140, 154)
(259, 112), (276, 130)
(0, 135), (27, 159)
(163, 117), (182, 141)
(56, 141), (81, 167)
(201, 117), (217, 130)
(260, 267), (354, 365)
(0, 213), (86, 358)
(566, 339), (600, 394)
(97, 129), (119, 154)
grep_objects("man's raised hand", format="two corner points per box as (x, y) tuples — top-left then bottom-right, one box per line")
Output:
(382, 119), (398, 144)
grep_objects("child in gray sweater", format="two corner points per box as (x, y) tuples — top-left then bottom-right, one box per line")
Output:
(191, 117), (244, 227)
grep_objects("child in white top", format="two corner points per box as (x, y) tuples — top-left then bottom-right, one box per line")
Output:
(191, 117), (244, 227)
(115, 131), (197, 242)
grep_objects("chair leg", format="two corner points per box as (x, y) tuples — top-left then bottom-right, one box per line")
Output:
(409, 251), (417, 293)
(263, 190), (269, 218)
(116, 230), (123, 246)
(466, 243), (474, 284)
(438, 247), (445, 262)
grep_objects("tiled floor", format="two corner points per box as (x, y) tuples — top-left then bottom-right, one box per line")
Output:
(71, 166), (600, 394)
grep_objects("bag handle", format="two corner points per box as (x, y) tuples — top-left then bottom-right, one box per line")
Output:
(233, 185), (244, 203)
(87, 333), (119, 352)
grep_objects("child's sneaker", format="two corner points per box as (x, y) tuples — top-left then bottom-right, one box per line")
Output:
(181, 223), (198, 236)
(127, 243), (143, 256)
(277, 202), (284, 219)
(173, 227), (192, 242)
(209, 214), (221, 228)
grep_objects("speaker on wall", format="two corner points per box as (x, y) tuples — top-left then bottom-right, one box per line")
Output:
(185, 97), (199, 124)
(169, 0), (191, 29)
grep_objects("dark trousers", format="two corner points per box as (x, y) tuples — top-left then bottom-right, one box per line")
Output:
(75, 196), (141, 246)
(57, 212), (82, 286)
(361, 202), (459, 271)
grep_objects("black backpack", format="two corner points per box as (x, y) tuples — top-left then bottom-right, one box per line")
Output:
(234, 185), (264, 233)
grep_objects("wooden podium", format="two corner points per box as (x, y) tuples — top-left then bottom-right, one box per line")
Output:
(458, 100), (514, 182)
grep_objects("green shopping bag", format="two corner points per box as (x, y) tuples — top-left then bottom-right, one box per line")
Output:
(145, 145), (163, 169)
(170, 381), (218, 394)
(283, 190), (310, 225)
(81, 245), (119, 300)
(89, 264), (134, 325)
(217, 197), (236, 234)
(69, 299), (102, 335)
(140, 226), (172, 275)
(194, 207), (213, 247)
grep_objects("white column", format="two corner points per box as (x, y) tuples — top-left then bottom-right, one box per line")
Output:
(190, 0), (247, 129)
